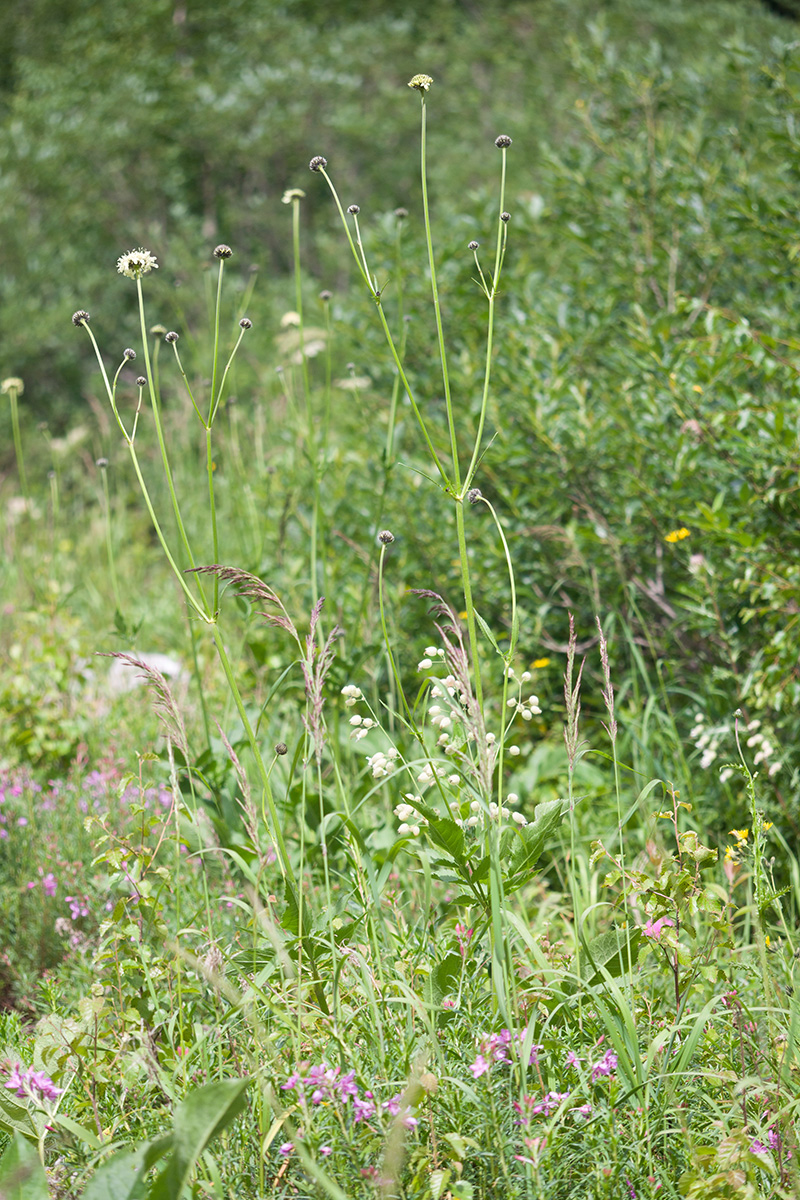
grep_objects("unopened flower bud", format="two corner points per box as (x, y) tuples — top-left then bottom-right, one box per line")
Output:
(395, 207), (408, 219)
(347, 204), (360, 215)
(123, 347), (136, 360)
(275, 742), (288, 756)
(239, 317), (252, 330)
(408, 74), (433, 92)
(378, 530), (395, 545)
(468, 240), (479, 251)
(309, 155), (328, 172)
(495, 134), (513, 148)
(319, 289), (332, 302)
(72, 310), (90, 326)
(467, 488), (483, 505)
(213, 244), (233, 259)
(96, 457), (108, 469)
(165, 331), (179, 343)
(500, 211), (510, 223)
(136, 376), (147, 387)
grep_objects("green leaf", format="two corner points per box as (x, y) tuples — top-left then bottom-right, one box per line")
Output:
(505, 798), (567, 888)
(472, 610), (502, 657)
(425, 818), (465, 863)
(583, 928), (641, 985)
(0, 1092), (36, 1142)
(80, 1136), (172, 1200)
(0, 1132), (49, 1200)
(148, 1077), (251, 1200)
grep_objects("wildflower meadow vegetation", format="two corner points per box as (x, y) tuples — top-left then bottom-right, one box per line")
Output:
(4, 0), (800, 1196)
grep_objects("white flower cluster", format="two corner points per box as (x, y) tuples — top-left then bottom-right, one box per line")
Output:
(348, 714), (377, 741)
(744, 720), (781, 777)
(117, 247), (159, 279)
(691, 713), (781, 781)
(505, 666), (542, 720)
(341, 684), (363, 707)
(458, 797), (527, 829)
(394, 795), (428, 837)
(418, 646), (446, 671)
(368, 749), (399, 778)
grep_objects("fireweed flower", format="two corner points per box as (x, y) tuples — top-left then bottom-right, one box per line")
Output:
(4, 1061), (62, 1104)
(116, 248), (158, 279)
(642, 916), (675, 940)
(591, 1049), (618, 1081)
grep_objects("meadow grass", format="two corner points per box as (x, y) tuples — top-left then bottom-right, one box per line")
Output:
(0, 56), (799, 1200)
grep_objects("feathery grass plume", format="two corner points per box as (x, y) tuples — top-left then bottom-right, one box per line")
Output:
(595, 614), (618, 742)
(300, 597), (342, 766)
(186, 565), (298, 638)
(100, 652), (188, 756)
(563, 613), (585, 772)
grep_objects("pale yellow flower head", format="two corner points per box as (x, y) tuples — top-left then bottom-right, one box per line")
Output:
(282, 188), (306, 204)
(1, 377), (24, 395)
(117, 248), (159, 279)
(665, 528), (690, 543)
(408, 74), (433, 92)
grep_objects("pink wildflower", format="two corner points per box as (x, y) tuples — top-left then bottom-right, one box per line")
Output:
(469, 1054), (492, 1078)
(642, 916), (675, 940)
(591, 1049), (618, 1081)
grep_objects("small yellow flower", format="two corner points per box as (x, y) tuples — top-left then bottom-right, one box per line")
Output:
(458, 611), (468, 620)
(765, 935), (771, 948)
(531, 658), (551, 669)
(724, 845), (739, 862)
(692, 385), (703, 393)
(730, 828), (749, 844)
(408, 74), (433, 92)
(665, 528), (690, 543)
(763, 820), (773, 832)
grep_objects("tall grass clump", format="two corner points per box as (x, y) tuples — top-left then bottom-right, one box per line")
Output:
(0, 67), (798, 1200)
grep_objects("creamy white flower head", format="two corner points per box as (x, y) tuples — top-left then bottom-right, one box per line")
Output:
(117, 248), (159, 279)
(408, 74), (433, 92)
(1, 377), (24, 395)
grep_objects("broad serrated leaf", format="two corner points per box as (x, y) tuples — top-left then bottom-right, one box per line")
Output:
(80, 1135), (172, 1200)
(0, 1132), (49, 1200)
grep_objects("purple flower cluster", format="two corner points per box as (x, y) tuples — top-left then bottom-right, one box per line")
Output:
(515, 1090), (571, 1120)
(281, 1064), (418, 1130)
(591, 1048), (618, 1082)
(470, 1027), (541, 1078)
(4, 1061), (62, 1104)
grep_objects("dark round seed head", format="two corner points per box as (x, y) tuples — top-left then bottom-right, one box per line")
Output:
(123, 347), (136, 360)
(214, 244), (233, 259)
(468, 240), (480, 251)
(72, 310), (90, 326)
(500, 211), (510, 224)
(309, 155), (327, 172)
(347, 204), (360, 215)
(319, 289), (332, 302)
(165, 331), (179, 343)
(239, 317), (252, 330)
(468, 487), (483, 505)
(394, 207), (408, 220)
(275, 742), (288, 756)
(136, 376), (147, 387)
(495, 134), (513, 148)
(378, 529), (395, 545)
(96, 457), (109, 469)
